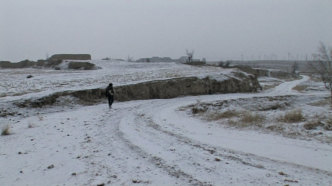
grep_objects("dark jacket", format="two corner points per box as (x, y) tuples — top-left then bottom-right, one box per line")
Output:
(106, 85), (114, 97)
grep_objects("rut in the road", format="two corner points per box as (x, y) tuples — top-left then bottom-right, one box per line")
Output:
(142, 114), (332, 176)
(118, 105), (332, 185)
(143, 115), (266, 168)
(80, 106), (210, 186)
(116, 116), (212, 186)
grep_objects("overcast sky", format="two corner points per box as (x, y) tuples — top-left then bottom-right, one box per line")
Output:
(1, 0), (332, 61)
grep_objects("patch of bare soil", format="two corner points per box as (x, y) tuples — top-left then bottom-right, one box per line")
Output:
(181, 95), (332, 144)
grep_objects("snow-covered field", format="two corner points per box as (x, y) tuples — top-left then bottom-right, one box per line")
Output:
(1, 61), (331, 185)
(0, 61), (226, 100)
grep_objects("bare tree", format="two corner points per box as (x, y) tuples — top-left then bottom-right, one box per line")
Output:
(127, 55), (134, 62)
(291, 62), (299, 74)
(186, 49), (194, 63)
(309, 42), (332, 105)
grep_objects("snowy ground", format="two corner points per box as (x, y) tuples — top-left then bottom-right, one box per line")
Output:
(1, 61), (332, 185)
(0, 61), (226, 100)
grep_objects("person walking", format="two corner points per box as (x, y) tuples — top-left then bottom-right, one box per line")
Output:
(106, 83), (114, 108)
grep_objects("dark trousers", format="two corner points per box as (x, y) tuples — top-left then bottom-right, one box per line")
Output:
(108, 96), (114, 108)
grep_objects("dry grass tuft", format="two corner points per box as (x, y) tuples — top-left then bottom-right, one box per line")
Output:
(324, 118), (332, 131)
(240, 111), (265, 124)
(192, 107), (206, 114)
(303, 120), (322, 130)
(220, 110), (239, 118)
(309, 98), (330, 107)
(28, 123), (35, 128)
(292, 85), (308, 92)
(281, 109), (304, 123)
(228, 111), (265, 128)
(1, 125), (11, 136)
(191, 101), (207, 114)
(266, 124), (284, 133)
(207, 110), (239, 121)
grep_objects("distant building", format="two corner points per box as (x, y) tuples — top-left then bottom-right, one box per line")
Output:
(48, 54), (91, 61)
(136, 57), (175, 62)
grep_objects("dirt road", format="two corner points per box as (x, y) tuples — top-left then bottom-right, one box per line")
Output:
(1, 76), (331, 185)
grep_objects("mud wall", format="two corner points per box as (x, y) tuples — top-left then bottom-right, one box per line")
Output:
(0, 60), (45, 69)
(115, 73), (259, 102)
(49, 54), (91, 61)
(0, 60), (96, 70)
(15, 72), (261, 108)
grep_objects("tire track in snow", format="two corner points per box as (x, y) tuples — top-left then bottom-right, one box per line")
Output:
(116, 128), (211, 186)
(143, 114), (264, 169)
(143, 107), (332, 176)
(115, 107), (212, 186)
(119, 106), (289, 185)
(114, 75), (332, 185)
(126, 103), (331, 184)
(80, 104), (199, 186)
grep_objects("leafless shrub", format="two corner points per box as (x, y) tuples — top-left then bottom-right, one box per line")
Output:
(309, 42), (332, 105)
(186, 49), (194, 63)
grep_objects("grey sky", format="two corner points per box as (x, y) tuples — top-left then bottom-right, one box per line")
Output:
(1, 0), (332, 61)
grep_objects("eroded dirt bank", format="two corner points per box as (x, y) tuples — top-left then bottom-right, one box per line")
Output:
(15, 71), (261, 108)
